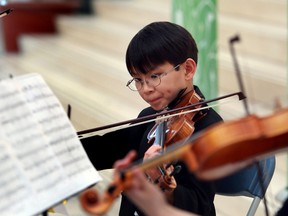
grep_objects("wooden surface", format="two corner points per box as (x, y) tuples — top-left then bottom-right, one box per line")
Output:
(0, 0), (80, 53)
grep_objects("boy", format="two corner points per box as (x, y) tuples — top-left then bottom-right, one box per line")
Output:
(81, 21), (223, 216)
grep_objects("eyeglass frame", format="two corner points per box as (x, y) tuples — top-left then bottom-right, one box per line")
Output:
(126, 64), (181, 91)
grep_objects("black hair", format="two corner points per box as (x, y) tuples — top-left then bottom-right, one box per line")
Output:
(125, 21), (198, 76)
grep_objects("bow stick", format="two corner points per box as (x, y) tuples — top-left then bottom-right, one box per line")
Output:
(77, 91), (246, 138)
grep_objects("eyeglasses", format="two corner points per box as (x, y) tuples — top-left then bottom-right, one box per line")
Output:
(126, 64), (180, 91)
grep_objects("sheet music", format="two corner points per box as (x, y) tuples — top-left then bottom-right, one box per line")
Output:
(0, 73), (102, 216)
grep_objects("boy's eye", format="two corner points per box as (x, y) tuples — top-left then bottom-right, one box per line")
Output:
(134, 78), (142, 83)
(150, 74), (161, 79)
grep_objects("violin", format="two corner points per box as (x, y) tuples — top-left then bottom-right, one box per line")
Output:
(144, 90), (205, 190)
(76, 91), (245, 214)
(79, 107), (288, 215)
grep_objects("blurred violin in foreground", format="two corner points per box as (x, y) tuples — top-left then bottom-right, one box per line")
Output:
(79, 106), (288, 215)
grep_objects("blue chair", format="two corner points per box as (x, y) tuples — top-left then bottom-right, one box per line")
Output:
(213, 156), (276, 216)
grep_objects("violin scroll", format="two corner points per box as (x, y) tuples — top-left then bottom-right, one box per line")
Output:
(80, 170), (134, 215)
(79, 189), (100, 213)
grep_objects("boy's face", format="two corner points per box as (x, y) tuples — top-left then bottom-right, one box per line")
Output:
(135, 61), (194, 111)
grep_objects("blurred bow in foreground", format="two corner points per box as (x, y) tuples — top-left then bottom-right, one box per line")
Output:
(0, 8), (13, 18)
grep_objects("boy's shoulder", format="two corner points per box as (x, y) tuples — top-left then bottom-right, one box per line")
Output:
(138, 107), (157, 118)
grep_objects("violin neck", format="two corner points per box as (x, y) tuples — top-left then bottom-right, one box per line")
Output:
(135, 139), (192, 173)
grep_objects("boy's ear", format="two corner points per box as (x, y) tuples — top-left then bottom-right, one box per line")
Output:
(184, 58), (197, 80)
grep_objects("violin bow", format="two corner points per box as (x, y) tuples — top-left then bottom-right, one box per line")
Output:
(229, 34), (269, 216)
(229, 35), (250, 115)
(0, 8), (13, 18)
(77, 91), (246, 137)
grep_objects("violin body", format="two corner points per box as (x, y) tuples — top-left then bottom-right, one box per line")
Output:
(182, 108), (288, 179)
(148, 90), (204, 147)
(165, 116), (195, 147)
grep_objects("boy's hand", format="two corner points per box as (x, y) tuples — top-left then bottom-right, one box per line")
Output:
(143, 145), (177, 192)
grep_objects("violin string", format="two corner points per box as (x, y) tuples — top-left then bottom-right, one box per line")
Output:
(79, 98), (239, 139)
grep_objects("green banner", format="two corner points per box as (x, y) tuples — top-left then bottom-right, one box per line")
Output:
(171, 0), (218, 100)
